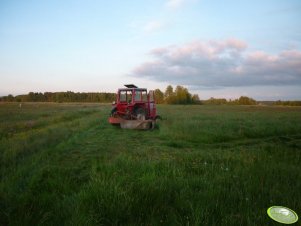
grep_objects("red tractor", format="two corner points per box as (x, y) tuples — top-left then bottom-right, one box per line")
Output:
(108, 84), (159, 129)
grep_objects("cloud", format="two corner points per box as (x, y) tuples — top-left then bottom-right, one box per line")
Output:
(166, 0), (196, 9)
(143, 20), (165, 33)
(131, 39), (301, 87)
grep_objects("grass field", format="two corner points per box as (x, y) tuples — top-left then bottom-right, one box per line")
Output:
(0, 103), (301, 226)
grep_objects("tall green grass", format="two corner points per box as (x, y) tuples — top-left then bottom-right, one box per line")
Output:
(0, 103), (300, 225)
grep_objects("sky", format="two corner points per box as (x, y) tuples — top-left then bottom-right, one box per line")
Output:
(0, 0), (301, 100)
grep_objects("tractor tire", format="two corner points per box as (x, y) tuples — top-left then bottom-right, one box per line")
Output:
(134, 107), (147, 120)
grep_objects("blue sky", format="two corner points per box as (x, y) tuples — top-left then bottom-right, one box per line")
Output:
(1, 0), (300, 100)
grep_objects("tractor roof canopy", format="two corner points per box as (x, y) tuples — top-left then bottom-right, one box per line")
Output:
(124, 84), (137, 88)
(118, 84), (147, 92)
(118, 88), (147, 92)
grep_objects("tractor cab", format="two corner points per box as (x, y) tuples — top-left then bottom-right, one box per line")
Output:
(111, 84), (156, 121)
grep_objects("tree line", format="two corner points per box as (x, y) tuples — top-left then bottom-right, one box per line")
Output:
(1, 87), (300, 106)
(202, 96), (257, 105)
(273, 100), (301, 106)
(154, 86), (301, 106)
(154, 85), (200, 104)
(154, 85), (258, 105)
(0, 91), (116, 103)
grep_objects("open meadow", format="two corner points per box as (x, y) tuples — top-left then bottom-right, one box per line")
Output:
(0, 103), (301, 226)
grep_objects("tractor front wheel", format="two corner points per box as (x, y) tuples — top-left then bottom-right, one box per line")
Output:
(110, 107), (117, 116)
(134, 107), (147, 120)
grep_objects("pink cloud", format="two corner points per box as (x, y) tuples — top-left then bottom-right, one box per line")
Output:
(131, 39), (301, 87)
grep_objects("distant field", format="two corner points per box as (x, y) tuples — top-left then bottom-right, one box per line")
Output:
(0, 103), (300, 226)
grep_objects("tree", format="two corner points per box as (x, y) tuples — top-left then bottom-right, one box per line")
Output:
(0, 94), (15, 102)
(162, 85), (200, 104)
(204, 97), (227, 105)
(164, 85), (175, 104)
(237, 96), (256, 105)
(192, 94), (201, 104)
(164, 85), (173, 97)
(174, 85), (192, 104)
(154, 89), (164, 104)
